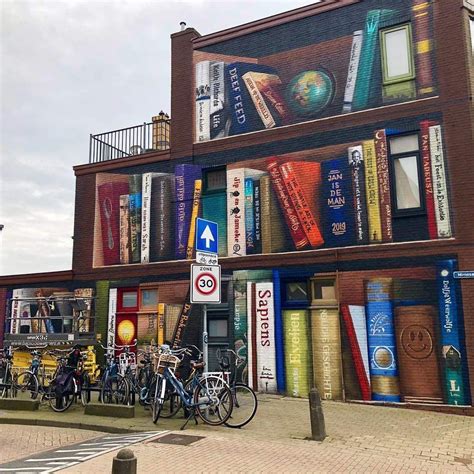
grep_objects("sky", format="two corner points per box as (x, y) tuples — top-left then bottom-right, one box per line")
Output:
(0, 0), (313, 276)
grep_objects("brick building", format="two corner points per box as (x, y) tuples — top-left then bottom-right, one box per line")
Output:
(1, 0), (473, 411)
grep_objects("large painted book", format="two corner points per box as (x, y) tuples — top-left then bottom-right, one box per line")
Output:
(341, 305), (371, 401)
(247, 281), (257, 390)
(119, 195), (130, 264)
(310, 307), (343, 400)
(137, 313), (158, 345)
(242, 72), (277, 129)
(10, 288), (37, 334)
(186, 179), (203, 260)
(352, 9), (396, 111)
(244, 177), (256, 254)
(365, 278), (400, 402)
(150, 174), (175, 261)
(411, 0), (435, 96)
(233, 271), (249, 384)
(283, 309), (311, 398)
(165, 303), (183, 344)
(348, 145), (369, 245)
(394, 305), (443, 403)
(321, 158), (355, 248)
(260, 174), (289, 254)
(74, 288), (94, 333)
(267, 159), (309, 251)
(392, 278), (436, 306)
(175, 164), (202, 259)
(195, 60), (211, 142)
(253, 180), (262, 254)
(436, 260), (467, 405)
(342, 30), (363, 113)
(209, 61), (229, 140)
(420, 120), (437, 239)
(280, 161), (324, 249)
(141, 172), (153, 264)
(157, 303), (165, 346)
(429, 125), (452, 238)
(363, 140), (382, 243)
(202, 191), (227, 257)
(225, 62), (278, 136)
(374, 130), (393, 242)
(98, 180), (129, 265)
(227, 168), (265, 257)
(128, 174), (142, 264)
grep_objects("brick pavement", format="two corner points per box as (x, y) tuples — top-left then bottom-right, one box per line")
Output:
(0, 396), (473, 472)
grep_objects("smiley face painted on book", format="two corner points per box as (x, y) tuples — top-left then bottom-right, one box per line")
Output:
(401, 325), (433, 359)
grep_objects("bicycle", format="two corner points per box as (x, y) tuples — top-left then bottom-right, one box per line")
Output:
(0, 347), (17, 398)
(216, 347), (258, 428)
(150, 345), (234, 429)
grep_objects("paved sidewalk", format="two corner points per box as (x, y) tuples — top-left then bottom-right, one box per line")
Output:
(0, 396), (473, 472)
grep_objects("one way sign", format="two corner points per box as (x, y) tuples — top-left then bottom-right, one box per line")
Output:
(195, 218), (218, 254)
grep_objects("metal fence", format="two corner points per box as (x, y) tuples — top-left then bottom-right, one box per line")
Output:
(89, 113), (170, 164)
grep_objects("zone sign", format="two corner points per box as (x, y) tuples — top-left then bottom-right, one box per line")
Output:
(190, 264), (221, 304)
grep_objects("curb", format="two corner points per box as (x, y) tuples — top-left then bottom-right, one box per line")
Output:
(0, 416), (151, 434)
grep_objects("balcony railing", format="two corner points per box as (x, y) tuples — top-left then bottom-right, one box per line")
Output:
(89, 112), (170, 164)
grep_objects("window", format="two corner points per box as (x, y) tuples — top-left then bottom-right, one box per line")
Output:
(380, 24), (415, 85)
(140, 288), (158, 310)
(208, 319), (228, 338)
(204, 167), (226, 192)
(470, 17), (474, 56)
(388, 133), (424, 216)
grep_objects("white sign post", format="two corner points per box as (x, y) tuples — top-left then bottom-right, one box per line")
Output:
(191, 264), (221, 304)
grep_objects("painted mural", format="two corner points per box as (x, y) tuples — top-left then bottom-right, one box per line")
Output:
(193, 0), (436, 142)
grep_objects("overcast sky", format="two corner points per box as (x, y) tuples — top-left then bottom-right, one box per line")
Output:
(0, 0), (312, 276)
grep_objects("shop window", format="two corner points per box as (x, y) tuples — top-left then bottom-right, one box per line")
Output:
(388, 133), (424, 216)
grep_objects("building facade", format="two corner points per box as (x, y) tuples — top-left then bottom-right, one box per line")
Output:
(1, 0), (474, 411)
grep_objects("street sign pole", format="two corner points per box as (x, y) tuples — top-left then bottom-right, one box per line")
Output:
(203, 304), (208, 368)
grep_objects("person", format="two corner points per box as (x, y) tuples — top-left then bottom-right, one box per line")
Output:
(67, 344), (82, 369)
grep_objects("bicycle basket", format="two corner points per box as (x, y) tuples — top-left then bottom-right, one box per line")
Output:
(155, 353), (180, 374)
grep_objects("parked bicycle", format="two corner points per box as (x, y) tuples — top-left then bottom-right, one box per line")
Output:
(0, 347), (17, 398)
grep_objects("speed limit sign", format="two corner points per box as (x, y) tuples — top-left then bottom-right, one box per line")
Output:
(191, 264), (221, 303)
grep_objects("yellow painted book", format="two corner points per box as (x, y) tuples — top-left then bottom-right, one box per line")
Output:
(363, 140), (382, 243)
(186, 179), (202, 260)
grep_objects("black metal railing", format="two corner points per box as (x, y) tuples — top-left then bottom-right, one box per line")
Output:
(89, 112), (170, 164)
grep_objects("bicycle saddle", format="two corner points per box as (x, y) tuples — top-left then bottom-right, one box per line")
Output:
(191, 360), (205, 370)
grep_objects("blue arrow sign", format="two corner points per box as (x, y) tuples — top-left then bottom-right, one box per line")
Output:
(195, 218), (218, 254)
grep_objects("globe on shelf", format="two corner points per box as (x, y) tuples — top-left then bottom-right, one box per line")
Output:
(286, 69), (335, 118)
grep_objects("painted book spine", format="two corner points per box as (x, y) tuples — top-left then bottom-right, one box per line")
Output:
(10, 289), (21, 335)
(255, 282), (277, 393)
(157, 303), (165, 346)
(175, 164), (202, 259)
(210, 61), (228, 140)
(195, 60), (210, 142)
(129, 174), (142, 264)
(365, 278), (400, 402)
(171, 292), (193, 350)
(242, 72), (276, 129)
(151, 175), (174, 261)
(280, 162), (324, 248)
(363, 140), (382, 243)
(247, 282), (256, 390)
(253, 180), (262, 254)
(186, 179), (202, 260)
(310, 307), (343, 400)
(321, 158), (355, 248)
(227, 168), (247, 257)
(394, 305), (443, 403)
(429, 125), (452, 238)
(341, 305), (371, 401)
(233, 271), (248, 384)
(244, 177), (256, 254)
(374, 130), (393, 242)
(272, 269), (285, 392)
(348, 145), (369, 245)
(283, 309), (311, 397)
(267, 160), (309, 250)
(107, 288), (117, 357)
(141, 173), (152, 264)
(412, 0), (435, 96)
(420, 120), (438, 239)
(119, 195), (130, 264)
(202, 192), (227, 257)
(436, 259), (467, 405)
(342, 30), (363, 113)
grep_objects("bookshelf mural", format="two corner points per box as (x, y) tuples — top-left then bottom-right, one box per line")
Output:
(193, 0), (436, 143)
(94, 120), (452, 267)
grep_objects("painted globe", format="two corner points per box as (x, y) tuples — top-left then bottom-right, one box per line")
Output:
(286, 70), (334, 117)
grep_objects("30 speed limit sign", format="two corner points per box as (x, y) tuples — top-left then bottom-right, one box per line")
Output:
(190, 264), (221, 303)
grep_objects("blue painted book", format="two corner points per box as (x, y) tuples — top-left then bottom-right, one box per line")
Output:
(365, 277), (400, 402)
(244, 177), (256, 254)
(436, 260), (467, 405)
(174, 164), (202, 259)
(128, 174), (142, 263)
(225, 62), (278, 136)
(321, 158), (356, 248)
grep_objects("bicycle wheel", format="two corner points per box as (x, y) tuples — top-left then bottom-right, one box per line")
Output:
(14, 371), (39, 400)
(224, 383), (258, 428)
(80, 372), (91, 406)
(0, 368), (13, 398)
(48, 376), (75, 413)
(194, 375), (233, 426)
(150, 374), (165, 424)
(159, 383), (182, 418)
(100, 375), (129, 405)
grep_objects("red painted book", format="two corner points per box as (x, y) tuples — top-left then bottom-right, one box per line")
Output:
(279, 162), (324, 248)
(374, 130), (393, 242)
(420, 119), (438, 239)
(98, 181), (129, 265)
(267, 159), (309, 250)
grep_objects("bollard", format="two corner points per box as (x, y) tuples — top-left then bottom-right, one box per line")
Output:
(309, 387), (326, 441)
(112, 448), (137, 474)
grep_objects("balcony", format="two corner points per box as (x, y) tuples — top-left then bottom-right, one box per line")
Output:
(89, 112), (170, 164)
